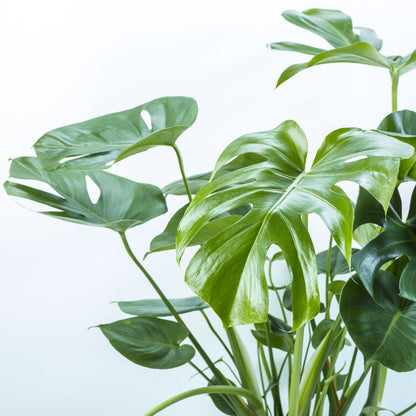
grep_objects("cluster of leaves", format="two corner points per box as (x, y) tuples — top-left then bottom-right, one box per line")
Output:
(5, 7), (416, 416)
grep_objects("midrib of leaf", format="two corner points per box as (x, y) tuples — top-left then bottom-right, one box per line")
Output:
(371, 309), (402, 360)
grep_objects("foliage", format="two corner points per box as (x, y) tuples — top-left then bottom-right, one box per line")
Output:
(5, 7), (416, 416)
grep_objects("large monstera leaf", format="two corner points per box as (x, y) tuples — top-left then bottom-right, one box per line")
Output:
(177, 120), (413, 329)
(33, 96), (198, 171)
(269, 8), (416, 87)
(4, 157), (167, 232)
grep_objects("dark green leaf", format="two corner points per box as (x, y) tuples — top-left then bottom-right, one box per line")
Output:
(340, 271), (416, 372)
(4, 157), (166, 232)
(115, 297), (208, 317)
(352, 187), (416, 297)
(163, 172), (211, 196)
(283, 286), (293, 311)
(98, 317), (195, 369)
(399, 259), (416, 301)
(208, 377), (237, 416)
(268, 314), (292, 334)
(317, 246), (358, 277)
(251, 328), (293, 353)
(328, 280), (346, 296)
(311, 319), (334, 349)
(335, 373), (348, 391)
(33, 96), (198, 171)
(177, 121), (412, 328)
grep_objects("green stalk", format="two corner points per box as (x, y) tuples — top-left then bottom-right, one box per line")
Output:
(143, 385), (264, 416)
(360, 362), (383, 416)
(397, 400), (416, 416)
(390, 69), (399, 112)
(227, 327), (266, 416)
(288, 323), (304, 416)
(325, 236), (333, 319)
(200, 310), (234, 360)
(119, 232), (251, 416)
(341, 347), (358, 400)
(172, 143), (193, 202)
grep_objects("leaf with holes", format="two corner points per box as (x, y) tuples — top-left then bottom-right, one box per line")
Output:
(98, 317), (195, 369)
(33, 96), (198, 171)
(4, 157), (166, 232)
(270, 8), (416, 88)
(352, 186), (416, 297)
(177, 120), (412, 328)
(340, 271), (416, 372)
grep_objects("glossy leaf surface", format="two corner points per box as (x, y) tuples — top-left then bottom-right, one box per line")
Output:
(4, 157), (167, 232)
(116, 297), (208, 317)
(177, 121), (412, 328)
(340, 272), (416, 372)
(316, 246), (358, 277)
(98, 317), (195, 369)
(399, 259), (416, 301)
(33, 96), (198, 171)
(352, 186), (416, 297)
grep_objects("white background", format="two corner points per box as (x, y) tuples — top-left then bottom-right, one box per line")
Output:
(1, 1), (416, 415)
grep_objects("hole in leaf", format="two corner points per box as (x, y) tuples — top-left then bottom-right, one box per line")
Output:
(140, 110), (152, 130)
(85, 176), (101, 204)
(344, 155), (367, 164)
(59, 155), (85, 164)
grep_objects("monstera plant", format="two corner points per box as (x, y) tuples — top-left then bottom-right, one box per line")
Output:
(5, 8), (416, 416)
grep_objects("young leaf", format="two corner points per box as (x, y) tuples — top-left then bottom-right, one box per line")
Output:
(97, 317), (195, 369)
(4, 157), (167, 232)
(340, 271), (416, 372)
(33, 96), (198, 171)
(115, 297), (208, 317)
(177, 121), (412, 328)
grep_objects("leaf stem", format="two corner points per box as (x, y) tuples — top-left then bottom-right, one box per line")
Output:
(325, 237), (333, 319)
(119, 231), (251, 416)
(391, 69), (399, 112)
(341, 346), (358, 400)
(288, 323), (304, 416)
(360, 362), (383, 416)
(397, 400), (416, 416)
(172, 143), (193, 202)
(143, 385), (265, 416)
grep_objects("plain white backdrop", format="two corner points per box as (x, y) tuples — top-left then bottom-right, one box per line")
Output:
(1, 1), (416, 415)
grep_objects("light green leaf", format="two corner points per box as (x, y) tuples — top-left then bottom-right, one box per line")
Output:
(340, 271), (416, 372)
(276, 43), (391, 87)
(177, 121), (412, 328)
(33, 96), (198, 171)
(268, 42), (325, 55)
(115, 297), (208, 317)
(4, 157), (166, 232)
(98, 317), (195, 369)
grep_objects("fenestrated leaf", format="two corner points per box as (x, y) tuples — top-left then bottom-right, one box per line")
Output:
(177, 121), (413, 328)
(377, 110), (416, 179)
(98, 317), (195, 369)
(4, 157), (166, 232)
(352, 186), (416, 297)
(147, 204), (248, 256)
(276, 43), (391, 87)
(115, 297), (208, 317)
(317, 246), (358, 277)
(340, 271), (416, 372)
(33, 96), (198, 171)
(281, 9), (379, 49)
(399, 259), (416, 301)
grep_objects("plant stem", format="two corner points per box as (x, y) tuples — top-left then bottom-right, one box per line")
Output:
(119, 232), (251, 416)
(288, 323), (304, 416)
(341, 347), (358, 400)
(265, 322), (284, 416)
(325, 236), (333, 319)
(391, 69), (399, 112)
(189, 361), (212, 383)
(397, 400), (416, 416)
(143, 385), (265, 416)
(360, 362), (383, 416)
(200, 310), (234, 360)
(172, 143), (193, 202)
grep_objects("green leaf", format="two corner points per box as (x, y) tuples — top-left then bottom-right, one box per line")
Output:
(281, 9), (378, 49)
(177, 121), (412, 328)
(207, 377), (237, 416)
(311, 319), (334, 349)
(33, 96), (198, 171)
(269, 42), (325, 55)
(361, 406), (396, 416)
(377, 110), (416, 179)
(399, 259), (416, 301)
(4, 157), (166, 232)
(328, 280), (346, 296)
(352, 186), (416, 297)
(115, 297), (208, 317)
(317, 246), (358, 277)
(393, 49), (416, 75)
(252, 315), (293, 352)
(147, 204), (247, 256)
(340, 271), (416, 372)
(98, 317), (195, 369)
(163, 172), (211, 196)
(276, 43), (391, 87)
